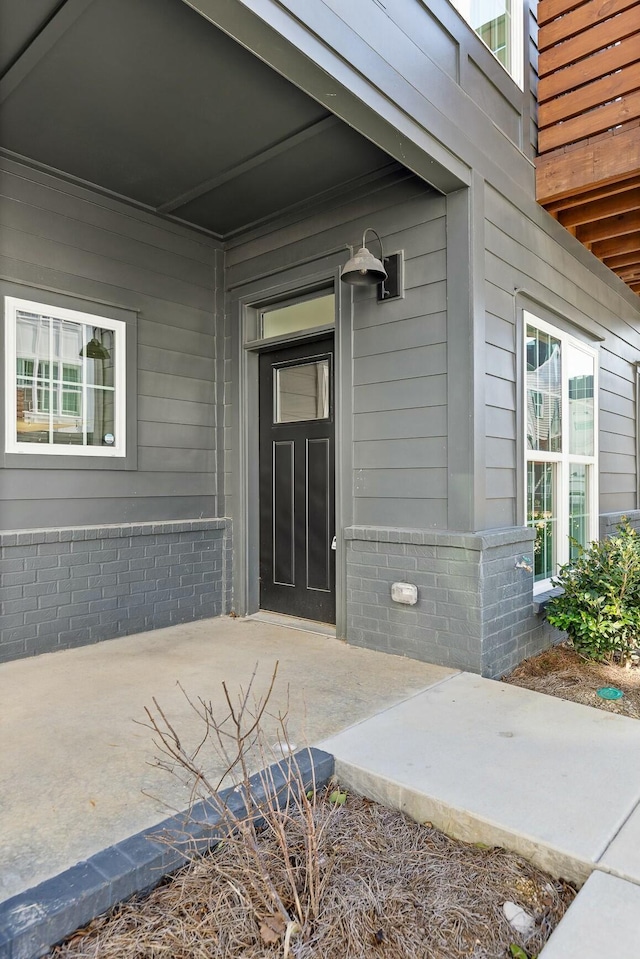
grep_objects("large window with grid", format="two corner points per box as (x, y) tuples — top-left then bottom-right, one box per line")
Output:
(525, 313), (598, 590)
(4, 296), (126, 456)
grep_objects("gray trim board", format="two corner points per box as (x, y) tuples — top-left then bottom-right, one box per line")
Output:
(157, 116), (342, 214)
(446, 183), (484, 532)
(0, 0), (97, 106)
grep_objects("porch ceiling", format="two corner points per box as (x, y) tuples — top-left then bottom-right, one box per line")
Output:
(0, 0), (396, 239)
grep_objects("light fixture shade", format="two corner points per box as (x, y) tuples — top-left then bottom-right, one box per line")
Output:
(340, 246), (388, 286)
(80, 337), (110, 360)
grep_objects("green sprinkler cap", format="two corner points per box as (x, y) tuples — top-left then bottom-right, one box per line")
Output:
(596, 687), (624, 701)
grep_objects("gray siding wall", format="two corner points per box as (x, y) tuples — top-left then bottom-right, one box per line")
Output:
(483, 182), (640, 529)
(0, 157), (222, 529)
(3, 0), (640, 674)
(224, 175), (447, 535)
(352, 194), (447, 529)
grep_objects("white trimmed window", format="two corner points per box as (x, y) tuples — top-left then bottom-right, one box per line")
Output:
(5, 296), (126, 457)
(525, 313), (598, 591)
(452, 0), (523, 87)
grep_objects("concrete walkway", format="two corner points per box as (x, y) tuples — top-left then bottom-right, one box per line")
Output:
(2, 615), (640, 957)
(321, 670), (640, 957)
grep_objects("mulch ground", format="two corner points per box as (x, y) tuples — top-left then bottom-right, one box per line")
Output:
(503, 642), (640, 719)
(51, 793), (574, 959)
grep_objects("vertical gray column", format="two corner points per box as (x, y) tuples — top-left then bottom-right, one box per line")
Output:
(446, 174), (486, 532)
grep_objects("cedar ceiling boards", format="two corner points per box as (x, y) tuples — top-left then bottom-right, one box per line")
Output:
(535, 0), (640, 296)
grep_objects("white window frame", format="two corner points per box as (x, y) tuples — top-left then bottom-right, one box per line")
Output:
(451, 0), (524, 88)
(524, 312), (599, 593)
(4, 296), (126, 457)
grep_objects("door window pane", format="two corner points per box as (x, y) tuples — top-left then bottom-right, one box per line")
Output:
(526, 324), (562, 452)
(275, 360), (330, 424)
(262, 294), (334, 339)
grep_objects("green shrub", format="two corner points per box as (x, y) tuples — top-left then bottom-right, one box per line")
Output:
(546, 520), (640, 663)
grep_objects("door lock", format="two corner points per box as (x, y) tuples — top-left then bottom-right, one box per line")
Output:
(331, 536), (337, 551)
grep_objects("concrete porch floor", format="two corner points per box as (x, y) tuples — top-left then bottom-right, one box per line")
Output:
(0, 615), (454, 904)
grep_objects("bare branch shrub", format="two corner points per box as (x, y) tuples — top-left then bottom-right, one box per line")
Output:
(53, 664), (575, 958)
(139, 662), (339, 948)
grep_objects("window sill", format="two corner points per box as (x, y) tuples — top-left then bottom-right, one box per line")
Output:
(1, 449), (136, 470)
(533, 586), (563, 616)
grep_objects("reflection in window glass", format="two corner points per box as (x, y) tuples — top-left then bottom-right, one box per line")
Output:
(12, 304), (121, 452)
(473, 0), (510, 70)
(528, 461), (556, 583)
(452, 0), (521, 84)
(526, 324), (562, 452)
(569, 464), (590, 561)
(275, 360), (330, 424)
(568, 346), (594, 456)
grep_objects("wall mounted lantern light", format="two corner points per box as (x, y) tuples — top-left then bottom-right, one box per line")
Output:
(340, 228), (403, 302)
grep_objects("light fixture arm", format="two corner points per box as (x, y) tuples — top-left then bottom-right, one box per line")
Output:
(362, 228), (384, 264)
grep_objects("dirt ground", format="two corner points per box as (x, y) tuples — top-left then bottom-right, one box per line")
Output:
(503, 642), (640, 719)
(52, 793), (574, 959)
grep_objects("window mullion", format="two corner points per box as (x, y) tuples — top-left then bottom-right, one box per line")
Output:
(82, 324), (88, 448)
(48, 318), (54, 445)
(560, 332), (569, 568)
(526, 450), (563, 463)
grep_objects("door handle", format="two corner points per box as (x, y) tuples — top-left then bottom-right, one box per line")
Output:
(331, 536), (337, 550)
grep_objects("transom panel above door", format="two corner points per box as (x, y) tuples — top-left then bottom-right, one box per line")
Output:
(259, 335), (335, 624)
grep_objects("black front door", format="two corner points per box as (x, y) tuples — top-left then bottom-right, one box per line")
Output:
(259, 336), (335, 623)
